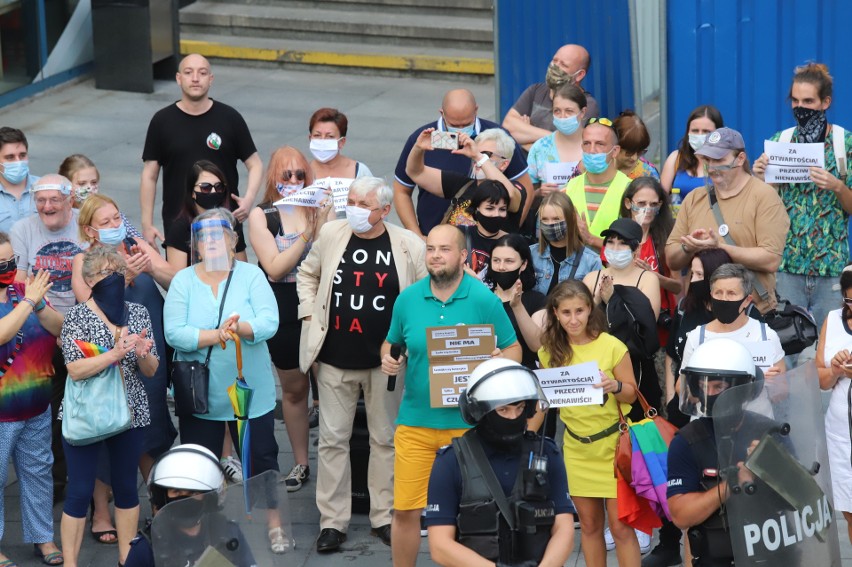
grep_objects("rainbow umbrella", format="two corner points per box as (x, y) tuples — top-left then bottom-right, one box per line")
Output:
(224, 332), (254, 515)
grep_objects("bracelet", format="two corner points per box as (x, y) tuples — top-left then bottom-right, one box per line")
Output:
(300, 232), (310, 243)
(475, 154), (490, 168)
(680, 242), (692, 255)
(614, 380), (623, 394)
(35, 299), (46, 312)
(22, 298), (37, 311)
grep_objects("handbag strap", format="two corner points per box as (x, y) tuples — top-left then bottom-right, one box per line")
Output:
(204, 268), (236, 366)
(706, 186), (770, 302)
(567, 250), (582, 280)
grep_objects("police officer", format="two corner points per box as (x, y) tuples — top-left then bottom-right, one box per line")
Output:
(424, 358), (574, 567)
(124, 444), (256, 567)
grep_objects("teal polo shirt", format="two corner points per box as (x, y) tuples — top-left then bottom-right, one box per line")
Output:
(387, 273), (518, 430)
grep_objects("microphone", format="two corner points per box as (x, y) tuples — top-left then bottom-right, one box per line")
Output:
(388, 344), (406, 391)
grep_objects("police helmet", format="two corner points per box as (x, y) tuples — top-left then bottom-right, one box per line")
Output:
(458, 358), (549, 425)
(147, 444), (226, 510)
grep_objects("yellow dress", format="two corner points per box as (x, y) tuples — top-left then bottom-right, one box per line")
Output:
(539, 332), (630, 498)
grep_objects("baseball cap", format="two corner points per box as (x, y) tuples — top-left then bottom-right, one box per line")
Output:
(695, 127), (745, 160)
(600, 218), (642, 243)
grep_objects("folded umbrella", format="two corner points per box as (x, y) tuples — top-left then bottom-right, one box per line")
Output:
(223, 331), (254, 516)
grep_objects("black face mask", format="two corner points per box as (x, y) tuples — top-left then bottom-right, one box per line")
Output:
(793, 106), (828, 144)
(91, 272), (128, 326)
(711, 297), (745, 325)
(194, 191), (227, 210)
(474, 211), (505, 235)
(688, 279), (710, 304)
(476, 410), (527, 452)
(490, 267), (521, 291)
(164, 494), (206, 529)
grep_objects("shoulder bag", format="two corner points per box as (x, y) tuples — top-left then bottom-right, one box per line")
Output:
(171, 269), (234, 417)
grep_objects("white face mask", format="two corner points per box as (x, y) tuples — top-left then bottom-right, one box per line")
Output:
(604, 248), (633, 269)
(346, 205), (375, 234)
(310, 138), (340, 163)
(688, 133), (707, 151)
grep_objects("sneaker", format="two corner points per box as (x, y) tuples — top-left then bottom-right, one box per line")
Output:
(641, 543), (682, 567)
(420, 511), (427, 537)
(636, 529), (652, 554)
(283, 464), (310, 492)
(604, 527), (615, 551)
(308, 405), (319, 429)
(220, 456), (243, 483)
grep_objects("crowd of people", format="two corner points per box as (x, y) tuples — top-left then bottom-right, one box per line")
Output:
(0, 43), (848, 567)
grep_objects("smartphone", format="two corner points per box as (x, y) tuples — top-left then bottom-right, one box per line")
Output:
(431, 130), (460, 151)
(844, 363), (852, 369)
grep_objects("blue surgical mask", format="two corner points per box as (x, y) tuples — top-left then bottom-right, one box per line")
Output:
(582, 150), (612, 174)
(96, 223), (128, 246)
(1, 160), (28, 185)
(553, 115), (580, 136)
(445, 120), (476, 137)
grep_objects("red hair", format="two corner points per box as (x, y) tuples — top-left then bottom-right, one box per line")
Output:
(262, 146), (314, 204)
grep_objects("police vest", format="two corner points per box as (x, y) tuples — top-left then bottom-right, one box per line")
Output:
(564, 170), (631, 239)
(452, 430), (556, 564)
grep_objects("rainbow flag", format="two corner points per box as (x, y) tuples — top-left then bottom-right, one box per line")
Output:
(74, 340), (118, 366)
(630, 419), (672, 522)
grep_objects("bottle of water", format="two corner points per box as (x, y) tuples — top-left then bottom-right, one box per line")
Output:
(670, 188), (682, 218)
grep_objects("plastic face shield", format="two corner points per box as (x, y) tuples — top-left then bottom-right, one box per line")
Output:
(191, 219), (234, 272)
(680, 372), (733, 418)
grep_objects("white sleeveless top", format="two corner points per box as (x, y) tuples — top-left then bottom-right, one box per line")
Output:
(823, 309), (852, 430)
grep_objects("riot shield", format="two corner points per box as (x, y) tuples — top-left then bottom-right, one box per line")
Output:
(713, 361), (840, 566)
(152, 470), (294, 567)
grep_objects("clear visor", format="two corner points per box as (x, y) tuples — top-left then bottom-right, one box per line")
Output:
(679, 369), (755, 418)
(190, 219), (234, 272)
(468, 368), (550, 419)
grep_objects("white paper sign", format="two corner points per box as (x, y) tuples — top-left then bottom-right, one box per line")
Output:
(543, 161), (578, 185)
(763, 140), (824, 184)
(743, 340), (776, 370)
(273, 184), (330, 208)
(313, 177), (355, 212)
(534, 361), (603, 407)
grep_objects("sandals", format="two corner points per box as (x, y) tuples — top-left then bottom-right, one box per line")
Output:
(0, 559), (18, 567)
(33, 544), (64, 566)
(268, 527), (291, 554)
(90, 528), (118, 544)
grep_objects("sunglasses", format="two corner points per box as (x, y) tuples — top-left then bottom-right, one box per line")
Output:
(479, 150), (506, 160)
(843, 298), (852, 305)
(586, 117), (614, 128)
(282, 169), (306, 182)
(0, 255), (18, 271)
(195, 182), (225, 193)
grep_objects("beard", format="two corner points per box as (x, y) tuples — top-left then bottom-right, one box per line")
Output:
(429, 262), (462, 287)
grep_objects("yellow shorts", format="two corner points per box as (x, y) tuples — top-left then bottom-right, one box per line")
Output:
(393, 424), (469, 511)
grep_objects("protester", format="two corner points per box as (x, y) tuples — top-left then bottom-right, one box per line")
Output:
(660, 105), (723, 196)
(613, 111), (660, 180)
(538, 280), (639, 567)
(529, 191), (601, 295)
(0, 127), (38, 233)
(0, 233), (64, 566)
(297, 177), (426, 551)
(59, 246), (158, 567)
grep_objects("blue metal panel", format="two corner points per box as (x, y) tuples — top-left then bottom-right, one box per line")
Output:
(494, 0), (634, 121)
(667, 0), (852, 159)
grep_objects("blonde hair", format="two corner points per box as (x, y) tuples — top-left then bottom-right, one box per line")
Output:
(78, 193), (120, 243)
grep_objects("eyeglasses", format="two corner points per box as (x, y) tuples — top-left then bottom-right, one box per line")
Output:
(94, 268), (126, 278)
(704, 158), (740, 173)
(586, 117), (614, 128)
(194, 182), (225, 193)
(346, 202), (381, 211)
(0, 255), (18, 271)
(631, 200), (662, 209)
(843, 298), (852, 305)
(282, 169), (306, 182)
(479, 151), (507, 160)
(35, 197), (66, 206)
(197, 229), (225, 241)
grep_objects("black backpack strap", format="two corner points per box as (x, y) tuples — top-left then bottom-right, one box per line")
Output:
(567, 250), (582, 280)
(257, 201), (282, 236)
(454, 432), (516, 530)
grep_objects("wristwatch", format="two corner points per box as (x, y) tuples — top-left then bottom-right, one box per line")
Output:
(475, 154), (490, 168)
(680, 242), (691, 255)
(614, 380), (623, 394)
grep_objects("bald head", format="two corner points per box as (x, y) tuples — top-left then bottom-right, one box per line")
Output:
(428, 224), (466, 251)
(179, 53), (211, 73)
(552, 44), (590, 83)
(176, 53), (213, 102)
(441, 89), (478, 129)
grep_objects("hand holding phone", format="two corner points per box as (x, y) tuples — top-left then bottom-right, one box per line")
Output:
(431, 130), (460, 151)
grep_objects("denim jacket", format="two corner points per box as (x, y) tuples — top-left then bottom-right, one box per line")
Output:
(529, 244), (602, 295)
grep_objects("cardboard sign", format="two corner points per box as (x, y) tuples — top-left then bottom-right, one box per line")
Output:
(744, 340), (776, 370)
(427, 325), (496, 408)
(763, 140), (824, 184)
(273, 184), (331, 208)
(313, 177), (355, 212)
(543, 161), (577, 185)
(534, 361), (603, 407)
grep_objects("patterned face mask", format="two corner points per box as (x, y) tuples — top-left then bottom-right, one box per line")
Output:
(793, 106), (828, 144)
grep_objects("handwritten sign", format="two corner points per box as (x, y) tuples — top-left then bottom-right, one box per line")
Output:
(543, 161), (577, 185)
(743, 340), (776, 371)
(427, 324), (496, 408)
(763, 140), (824, 184)
(534, 361), (603, 407)
(273, 184), (330, 208)
(313, 177), (355, 212)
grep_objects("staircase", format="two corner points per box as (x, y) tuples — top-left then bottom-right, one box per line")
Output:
(179, 0), (495, 80)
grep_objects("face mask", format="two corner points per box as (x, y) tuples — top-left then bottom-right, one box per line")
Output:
(446, 121), (476, 137)
(490, 267), (520, 290)
(604, 248), (633, 269)
(553, 115), (580, 136)
(346, 205), (375, 234)
(164, 494), (206, 529)
(582, 150), (612, 174)
(540, 220), (567, 242)
(309, 138), (340, 163)
(688, 278), (710, 303)
(276, 182), (303, 197)
(1, 160), (28, 185)
(711, 297), (745, 325)
(473, 169), (487, 180)
(688, 133), (707, 151)
(545, 62), (581, 89)
(0, 259), (16, 288)
(96, 223), (127, 246)
(474, 210), (504, 234)
(74, 185), (97, 203)
(194, 190), (226, 210)
(793, 106), (828, 144)
(631, 204), (660, 225)
(91, 272), (128, 326)
(476, 410), (527, 452)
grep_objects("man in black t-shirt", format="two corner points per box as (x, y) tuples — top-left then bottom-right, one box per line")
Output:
(139, 54), (263, 247)
(296, 177), (427, 553)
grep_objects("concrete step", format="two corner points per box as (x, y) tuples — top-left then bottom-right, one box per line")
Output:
(199, 0), (493, 18)
(180, 1), (494, 50)
(181, 33), (494, 80)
